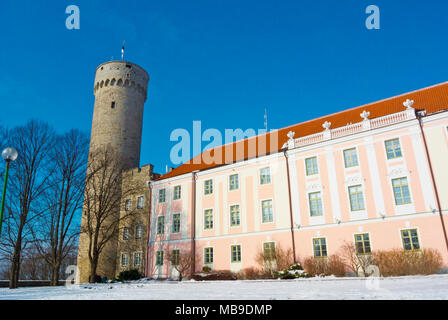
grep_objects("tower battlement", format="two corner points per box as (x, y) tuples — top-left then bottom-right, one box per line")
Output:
(93, 61), (149, 100)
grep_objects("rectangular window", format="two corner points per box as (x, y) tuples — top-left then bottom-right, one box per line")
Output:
(171, 249), (180, 265)
(158, 189), (166, 203)
(204, 209), (214, 230)
(385, 138), (402, 159)
(305, 157), (319, 176)
(204, 247), (214, 264)
(261, 199), (273, 223)
(135, 225), (143, 239)
(134, 252), (141, 266)
(123, 227), (130, 240)
(230, 205), (241, 227)
(313, 238), (327, 257)
(156, 251), (164, 266)
(125, 199), (131, 211)
(260, 168), (271, 185)
(401, 229), (420, 251)
(263, 242), (275, 261)
(173, 185), (182, 200)
(309, 192), (323, 216)
(354, 233), (371, 255)
(172, 213), (181, 233)
(157, 216), (165, 235)
(204, 180), (213, 195)
(137, 196), (144, 209)
(229, 174), (239, 190)
(348, 185), (365, 211)
(231, 245), (241, 263)
(343, 148), (359, 168)
(111, 101), (115, 109)
(121, 253), (128, 267)
(392, 177), (411, 205)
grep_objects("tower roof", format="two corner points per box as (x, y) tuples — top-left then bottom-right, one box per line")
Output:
(158, 81), (448, 180)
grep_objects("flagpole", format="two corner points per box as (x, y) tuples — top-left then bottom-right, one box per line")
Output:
(121, 41), (125, 61)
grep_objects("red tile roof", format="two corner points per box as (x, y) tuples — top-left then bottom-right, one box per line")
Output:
(158, 81), (448, 180)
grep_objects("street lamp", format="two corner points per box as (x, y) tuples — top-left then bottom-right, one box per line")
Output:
(0, 147), (18, 237)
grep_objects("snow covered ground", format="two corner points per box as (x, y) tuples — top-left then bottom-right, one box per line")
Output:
(0, 274), (447, 300)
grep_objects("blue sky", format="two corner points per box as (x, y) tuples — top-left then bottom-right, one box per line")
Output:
(1, 0), (447, 174)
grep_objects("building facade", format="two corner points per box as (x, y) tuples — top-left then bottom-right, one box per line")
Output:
(77, 59), (448, 282)
(146, 83), (448, 278)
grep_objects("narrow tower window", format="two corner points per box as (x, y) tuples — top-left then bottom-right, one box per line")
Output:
(111, 101), (115, 109)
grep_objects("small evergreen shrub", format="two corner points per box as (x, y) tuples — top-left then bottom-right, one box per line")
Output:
(117, 269), (141, 282)
(202, 266), (211, 273)
(274, 263), (310, 279)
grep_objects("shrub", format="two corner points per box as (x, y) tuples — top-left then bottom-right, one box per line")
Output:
(117, 269), (141, 282)
(239, 267), (262, 280)
(191, 270), (237, 281)
(328, 255), (347, 277)
(255, 244), (294, 276)
(274, 263), (309, 279)
(338, 241), (374, 276)
(202, 266), (211, 273)
(303, 255), (346, 277)
(373, 248), (442, 277)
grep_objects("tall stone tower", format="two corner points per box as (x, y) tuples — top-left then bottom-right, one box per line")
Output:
(77, 61), (149, 283)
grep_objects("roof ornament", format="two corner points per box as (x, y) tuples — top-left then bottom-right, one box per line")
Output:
(403, 99), (414, 109)
(322, 121), (331, 130)
(360, 110), (370, 121)
(287, 131), (295, 140)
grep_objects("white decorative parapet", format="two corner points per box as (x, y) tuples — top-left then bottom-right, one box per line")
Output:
(284, 101), (417, 150)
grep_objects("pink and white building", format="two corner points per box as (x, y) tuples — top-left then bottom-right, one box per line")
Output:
(145, 82), (448, 278)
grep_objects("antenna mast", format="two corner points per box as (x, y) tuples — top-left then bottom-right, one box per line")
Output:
(121, 41), (125, 61)
(264, 107), (268, 131)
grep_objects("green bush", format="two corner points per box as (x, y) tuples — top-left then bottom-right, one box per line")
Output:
(202, 266), (211, 273)
(117, 269), (141, 282)
(274, 263), (310, 279)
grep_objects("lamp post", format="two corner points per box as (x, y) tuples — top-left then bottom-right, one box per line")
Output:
(0, 147), (18, 237)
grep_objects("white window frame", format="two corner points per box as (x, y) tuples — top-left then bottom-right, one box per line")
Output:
(343, 147), (359, 169)
(125, 199), (131, 211)
(204, 179), (213, 195)
(203, 208), (214, 230)
(134, 252), (142, 266)
(229, 174), (239, 191)
(172, 213), (181, 233)
(173, 185), (182, 200)
(121, 253), (128, 267)
(260, 198), (274, 224)
(259, 167), (271, 185)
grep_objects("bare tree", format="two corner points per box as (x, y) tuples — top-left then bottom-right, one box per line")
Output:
(339, 241), (374, 276)
(0, 120), (55, 289)
(166, 249), (196, 281)
(33, 129), (88, 285)
(255, 244), (294, 277)
(81, 146), (142, 283)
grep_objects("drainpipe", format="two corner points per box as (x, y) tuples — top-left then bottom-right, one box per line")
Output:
(191, 171), (198, 275)
(283, 150), (297, 263)
(416, 111), (448, 255)
(145, 181), (153, 278)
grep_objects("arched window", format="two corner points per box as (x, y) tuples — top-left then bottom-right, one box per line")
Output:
(117, 79), (123, 86)
(124, 79), (129, 87)
(105, 79), (110, 87)
(110, 79), (116, 86)
(100, 80), (104, 88)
